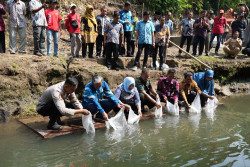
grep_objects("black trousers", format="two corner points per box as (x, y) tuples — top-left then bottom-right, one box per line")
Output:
(134, 44), (151, 67)
(179, 91), (208, 107)
(131, 40), (135, 56)
(139, 93), (156, 112)
(153, 44), (166, 68)
(82, 43), (94, 58)
(37, 101), (74, 123)
(0, 31), (5, 53)
(120, 31), (132, 56)
(242, 48), (250, 57)
(179, 35), (193, 54)
(114, 99), (138, 118)
(96, 35), (106, 57)
(106, 42), (119, 68)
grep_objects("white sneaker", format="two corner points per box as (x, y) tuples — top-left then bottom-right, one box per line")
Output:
(131, 66), (137, 71)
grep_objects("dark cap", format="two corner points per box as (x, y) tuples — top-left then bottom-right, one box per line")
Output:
(143, 11), (150, 16)
(184, 72), (193, 78)
(209, 10), (214, 14)
(125, 1), (131, 6)
(155, 11), (161, 15)
(50, 0), (58, 4)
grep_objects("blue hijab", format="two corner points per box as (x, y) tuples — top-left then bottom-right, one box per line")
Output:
(122, 77), (135, 93)
(193, 70), (214, 96)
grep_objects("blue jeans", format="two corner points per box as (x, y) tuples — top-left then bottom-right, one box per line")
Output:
(193, 35), (206, 56)
(209, 33), (222, 53)
(82, 99), (117, 115)
(46, 29), (59, 56)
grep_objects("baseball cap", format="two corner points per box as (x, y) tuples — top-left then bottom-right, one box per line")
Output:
(70, 4), (76, 9)
(219, 9), (224, 14)
(49, 0), (58, 4)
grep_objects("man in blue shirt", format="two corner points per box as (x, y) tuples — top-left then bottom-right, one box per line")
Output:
(82, 74), (124, 121)
(165, 12), (173, 33)
(131, 11), (155, 71)
(119, 1), (134, 57)
(104, 11), (124, 70)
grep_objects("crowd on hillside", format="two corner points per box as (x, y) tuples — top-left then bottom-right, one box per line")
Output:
(0, 0), (249, 71)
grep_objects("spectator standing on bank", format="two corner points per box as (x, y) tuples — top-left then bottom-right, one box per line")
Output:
(231, 13), (247, 41)
(205, 10), (214, 56)
(178, 11), (195, 56)
(65, 4), (81, 58)
(6, 0), (27, 54)
(96, 6), (110, 58)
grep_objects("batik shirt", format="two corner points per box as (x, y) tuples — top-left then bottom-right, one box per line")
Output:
(135, 20), (155, 44)
(179, 18), (195, 36)
(104, 21), (124, 44)
(155, 24), (170, 45)
(157, 77), (179, 101)
(29, 0), (47, 27)
(119, 10), (133, 31)
(6, 0), (26, 27)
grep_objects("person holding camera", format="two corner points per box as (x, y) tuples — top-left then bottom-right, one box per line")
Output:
(232, 3), (249, 20)
(192, 10), (209, 57)
(153, 16), (170, 70)
(65, 4), (81, 58)
(29, 0), (47, 56)
(178, 11), (195, 56)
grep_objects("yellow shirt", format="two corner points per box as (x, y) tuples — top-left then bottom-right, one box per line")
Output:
(179, 79), (200, 103)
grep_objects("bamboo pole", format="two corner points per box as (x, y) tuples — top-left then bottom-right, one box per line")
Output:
(169, 40), (212, 69)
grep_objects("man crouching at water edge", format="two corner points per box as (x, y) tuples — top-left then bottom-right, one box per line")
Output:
(36, 77), (90, 130)
(135, 68), (161, 113)
(82, 74), (124, 121)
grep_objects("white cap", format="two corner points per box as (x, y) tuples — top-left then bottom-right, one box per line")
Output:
(70, 4), (76, 9)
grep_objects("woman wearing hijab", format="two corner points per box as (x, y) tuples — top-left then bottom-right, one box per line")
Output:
(115, 77), (142, 117)
(193, 69), (215, 107)
(81, 5), (97, 58)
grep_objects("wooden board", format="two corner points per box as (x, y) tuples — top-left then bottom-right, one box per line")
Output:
(18, 112), (159, 139)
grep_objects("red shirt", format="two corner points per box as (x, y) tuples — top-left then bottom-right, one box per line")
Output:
(65, 13), (81, 33)
(45, 9), (62, 31)
(212, 16), (227, 34)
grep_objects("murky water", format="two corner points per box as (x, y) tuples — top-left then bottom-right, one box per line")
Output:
(0, 95), (249, 167)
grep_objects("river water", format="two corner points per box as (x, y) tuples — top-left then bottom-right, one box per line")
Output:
(0, 95), (249, 167)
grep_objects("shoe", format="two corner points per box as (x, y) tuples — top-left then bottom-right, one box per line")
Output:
(115, 67), (120, 71)
(131, 66), (137, 71)
(19, 51), (26, 54)
(192, 54), (196, 57)
(215, 52), (218, 55)
(151, 67), (156, 70)
(96, 55), (100, 58)
(10, 50), (15, 54)
(120, 54), (125, 57)
(34, 52), (42, 56)
(47, 122), (62, 130)
(199, 54), (202, 57)
(57, 117), (65, 125)
(159, 66), (163, 71)
(107, 66), (112, 70)
(76, 55), (80, 58)
(205, 53), (209, 56)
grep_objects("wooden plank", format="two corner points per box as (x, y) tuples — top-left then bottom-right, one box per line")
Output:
(18, 112), (160, 139)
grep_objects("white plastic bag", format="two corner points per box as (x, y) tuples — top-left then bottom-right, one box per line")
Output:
(166, 101), (179, 116)
(162, 64), (169, 71)
(189, 94), (202, 114)
(105, 108), (127, 130)
(155, 99), (163, 118)
(128, 108), (140, 124)
(82, 113), (95, 134)
(204, 97), (219, 113)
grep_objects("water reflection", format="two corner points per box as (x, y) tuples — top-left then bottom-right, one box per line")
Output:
(188, 113), (201, 131)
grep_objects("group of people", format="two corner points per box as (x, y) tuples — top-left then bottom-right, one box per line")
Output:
(178, 3), (249, 58)
(36, 68), (215, 130)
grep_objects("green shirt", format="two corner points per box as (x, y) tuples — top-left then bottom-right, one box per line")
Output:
(135, 76), (152, 93)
